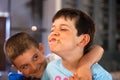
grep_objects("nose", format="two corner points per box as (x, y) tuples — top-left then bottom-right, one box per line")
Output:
(51, 30), (60, 36)
(30, 63), (38, 72)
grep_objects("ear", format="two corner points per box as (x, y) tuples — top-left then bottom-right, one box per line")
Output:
(11, 64), (18, 70)
(39, 43), (44, 55)
(77, 34), (90, 46)
(11, 64), (22, 73)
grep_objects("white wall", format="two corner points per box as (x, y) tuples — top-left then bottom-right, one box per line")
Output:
(0, 0), (9, 13)
(10, 0), (32, 35)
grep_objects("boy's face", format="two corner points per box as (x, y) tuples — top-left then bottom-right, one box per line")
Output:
(12, 45), (47, 78)
(48, 17), (83, 57)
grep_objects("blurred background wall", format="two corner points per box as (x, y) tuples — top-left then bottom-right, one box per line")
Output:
(0, 0), (120, 79)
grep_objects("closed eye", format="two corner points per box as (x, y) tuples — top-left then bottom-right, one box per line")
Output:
(60, 28), (67, 31)
(59, 25), (69, 31)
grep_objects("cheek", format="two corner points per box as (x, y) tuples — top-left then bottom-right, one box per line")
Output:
(38, 56), (45, 63)
(61, 32), (74, 40)
(38, 57), (46, 66)
(62, 36), (75, 44)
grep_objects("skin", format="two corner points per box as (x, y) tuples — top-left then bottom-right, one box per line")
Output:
(9, 17), (103, 79)
(11, 41), (91, 80)
(11, 43), (91, 80)
(9, 18), (103, 79)
(48, 17), (90, 73)
(12, 44), (47, 78)
(10, 33), (103, 80)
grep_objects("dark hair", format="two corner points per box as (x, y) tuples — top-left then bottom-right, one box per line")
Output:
(4, 32), (39, 61)
(52, 8), (95, 53)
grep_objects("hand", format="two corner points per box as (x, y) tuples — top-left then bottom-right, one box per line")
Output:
(69, 72), (92, 80)
(69, 73), (80, 80)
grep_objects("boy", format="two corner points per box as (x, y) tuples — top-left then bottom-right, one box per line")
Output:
(4, 32), (103, 80)
(42, 8), (112, 80)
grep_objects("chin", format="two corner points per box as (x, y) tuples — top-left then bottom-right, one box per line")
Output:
(31, 74), (41, 78)
(35, 75), (41, 78)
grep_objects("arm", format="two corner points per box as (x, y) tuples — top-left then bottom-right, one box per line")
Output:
(70, 45), (104, 80)
(78, 45), (104, 67)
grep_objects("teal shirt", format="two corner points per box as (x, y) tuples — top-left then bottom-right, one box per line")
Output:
(42, 59), (112, 80)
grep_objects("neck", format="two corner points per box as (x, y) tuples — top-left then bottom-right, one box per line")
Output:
(57, 47), (84, 73)
(62, 53), (83, 73)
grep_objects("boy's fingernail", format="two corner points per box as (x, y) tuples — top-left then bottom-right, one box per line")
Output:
(74, 73), (77, 76)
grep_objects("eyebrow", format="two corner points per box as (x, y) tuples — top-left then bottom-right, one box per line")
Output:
(52, 24), (69, 28)
(20, 64), (28, 69)
(32, 51), (41, 60)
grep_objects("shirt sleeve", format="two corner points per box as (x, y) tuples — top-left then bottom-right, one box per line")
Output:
(8, 73), (25, 80)
(41, 69), (49, 80)
(91, 63), (112, 80)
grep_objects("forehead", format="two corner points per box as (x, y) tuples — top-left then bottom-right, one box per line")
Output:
(52, 17), (76, 26)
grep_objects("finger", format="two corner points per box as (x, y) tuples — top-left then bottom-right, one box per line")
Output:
(70, 76), (79, 80)
(69, 76), (74, 80)
(78, 77), (92, 80)
(74, 73), (81, 80)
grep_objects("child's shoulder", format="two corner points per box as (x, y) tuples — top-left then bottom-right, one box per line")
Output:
(45, 58), (62, 71)
(91, 63), (107, 72)
(48, 58), (61, 66)
(91, 63), (112, 80)
(46, 53), (61, 63)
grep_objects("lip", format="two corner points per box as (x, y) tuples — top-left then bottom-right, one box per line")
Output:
(49, 37), (56, 42)
(49, 37), (57, 44)
(38, 64), (42, 72)
(37, 63), (44, 74)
